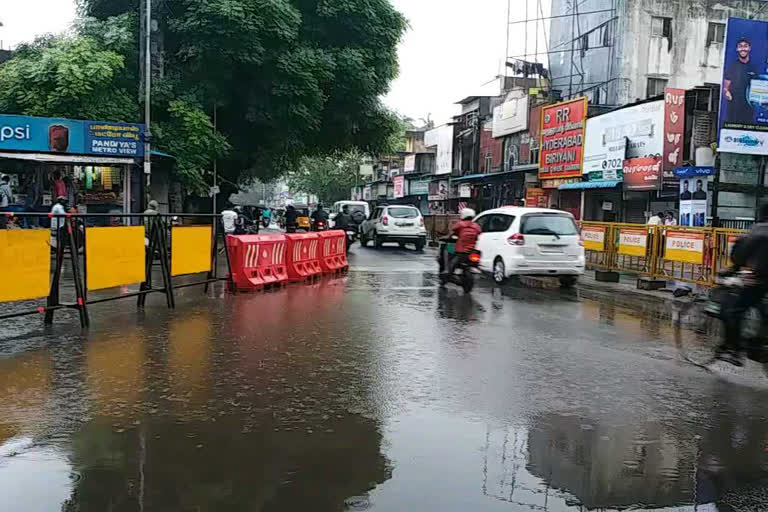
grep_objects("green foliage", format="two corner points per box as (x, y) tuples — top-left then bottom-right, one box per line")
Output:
(288, 150), (364, 204)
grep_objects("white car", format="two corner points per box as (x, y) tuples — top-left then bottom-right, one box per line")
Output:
(360, 205), (427, 250)
(473, 207), (585, 286)
(329, 201), (370, 227)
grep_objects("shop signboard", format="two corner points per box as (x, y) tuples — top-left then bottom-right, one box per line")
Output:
(409, 180), (429, 196)
(623, 156), (662, 190)
(673, 166), (715, 178)
(0, 114), (145, 157)
(525, 187), (548, 208)
(393, 176), (406, 198)
(428, 180), (449, 201)
(718, 17), (768, 155)
(663, 88), (685, 181)
(492, 92), (529, 138)
(584, 136), (627, 181)
(539, 97), (587, 180)
(665, 231), (705, 264)
(458, 183), (472, 198)
(618, 228), (648, 257)
(425, 125), (453, 175)
(580, 226), (605, 252)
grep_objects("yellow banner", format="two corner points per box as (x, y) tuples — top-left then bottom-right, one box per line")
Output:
(581, 226), (605, 252)
(171, 226), (212, 276)
(0, 230), (51, 302)
(85, 226), (146, 290)
(618, 228), (648, 257)
(665, 231), (705, 264)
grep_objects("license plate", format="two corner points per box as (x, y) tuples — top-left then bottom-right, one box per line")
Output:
(396, 222), (413, 227)
(539, 245), (564, 253)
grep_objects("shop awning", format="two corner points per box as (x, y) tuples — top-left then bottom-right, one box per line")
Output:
(558, 180), (621, 190)
(452, 173), (487, 182)
(0, 151), (137, 165)
(453, 165), (539, 182)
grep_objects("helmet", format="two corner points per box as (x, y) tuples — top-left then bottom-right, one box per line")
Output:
(56, 196), (68, 205)
(460, 208), (476, 220)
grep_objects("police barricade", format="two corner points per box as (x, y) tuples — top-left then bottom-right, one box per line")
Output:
(285, 232), (322, 282)
(225, 233), (288, 291)
(317, 230), (348, 274)
(0, 212), (232, 330)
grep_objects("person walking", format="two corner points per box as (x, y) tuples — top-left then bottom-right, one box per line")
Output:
(0, 175), (15, 228)
(50, 196), (68, 248)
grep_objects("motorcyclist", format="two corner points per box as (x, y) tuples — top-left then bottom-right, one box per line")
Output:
(445, 208), (482, 275)
(335, 205), (352, 230)
(233, 206), (254, 235)
(719, 204), (768, 365)
(284, 204), (298, 233)
(311, 204), (329, 230)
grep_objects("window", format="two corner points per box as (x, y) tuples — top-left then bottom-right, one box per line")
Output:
(651, 16), (672, 38)
(485, 155), (492, 173)
(374, 207), (384, 219)
(387, 207), (419, 219)
(707, 22), (725, 45)
(521, 214), (578, 236)
(477, 214), (515, 233)
(647, 77), (668, 98)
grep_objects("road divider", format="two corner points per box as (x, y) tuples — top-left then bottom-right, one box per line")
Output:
(318, 230), (348, 273)
(226, 234), (288, 290)
(285, 232), (322, 282)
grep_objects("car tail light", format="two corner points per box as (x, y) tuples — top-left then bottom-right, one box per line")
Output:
(507, 233), (525, 246)
(419, 217), (424, 226)
(468, 252), (481, 263)
(382, 216), (389, 226)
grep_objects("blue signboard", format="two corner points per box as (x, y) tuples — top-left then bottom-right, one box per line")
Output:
(0, 114), (145, 158)
(673, 166), (715, 178)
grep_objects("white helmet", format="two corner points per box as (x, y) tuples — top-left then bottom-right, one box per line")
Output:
(460, 208), (476, 220)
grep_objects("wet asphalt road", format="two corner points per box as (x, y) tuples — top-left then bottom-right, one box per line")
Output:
(3, 243), (768, 511)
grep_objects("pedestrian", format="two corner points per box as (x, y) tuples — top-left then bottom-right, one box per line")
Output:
(221, 203), (238, 235)
(647, 211), (664, 225)
(664, 211), (677, 226)
(143, 199), (160, 246)
(50, 196), (68, 249)
(0, 175), (14, 228)
(23, 177), (43, 228)
(51, 171), (67, 199)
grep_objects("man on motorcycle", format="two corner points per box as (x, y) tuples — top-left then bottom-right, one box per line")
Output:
(445, 208), (482, 275)
(233, 206), (254, 235)
(311, 204), (329, 231)
(285, 204), (298, 233)
(335, 205), (352, 230)
(719, 204), (768, 365)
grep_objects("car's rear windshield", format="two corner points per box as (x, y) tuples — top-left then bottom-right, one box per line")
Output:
(347, 205), (367, 215)
(388, 207), (419, 219)
(521, 214), (578, 235)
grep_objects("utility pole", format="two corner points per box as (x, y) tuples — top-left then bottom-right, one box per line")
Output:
(143, 0), (152, 187)
(213, 103), (218, 214)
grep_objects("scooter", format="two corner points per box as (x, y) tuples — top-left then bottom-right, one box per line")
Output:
(438, 236), (481, 293)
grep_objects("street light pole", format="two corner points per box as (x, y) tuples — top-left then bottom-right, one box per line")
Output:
(143, 0), (152, 187)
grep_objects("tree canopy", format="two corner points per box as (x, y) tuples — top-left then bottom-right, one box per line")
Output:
(288, 150), (364, 204)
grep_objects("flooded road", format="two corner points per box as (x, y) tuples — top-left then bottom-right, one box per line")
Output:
(3, 246), (768, 511)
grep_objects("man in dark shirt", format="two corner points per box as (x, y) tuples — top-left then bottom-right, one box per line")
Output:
(680, 180), (692, 200)
(693, 179), (707, 200)
(723, 37), (759, 125)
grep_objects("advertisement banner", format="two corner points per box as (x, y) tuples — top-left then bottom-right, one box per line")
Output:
(0, 114), (145, 157)
(718, 17), (768, 155)
(663, 88), (686, 180)
(623, 156), (662, 190)
(665, 231), (705, 264)
(393, 176), (405, 199)
(585, 136), (627, 180)
(404, 155), (416, 173)
(539, 97), (588, 180)
(525, 187), (548, 208)
(492, 92), (529, 137)
(678, 177), (708, 227)
(458, 183), (472, 198)
(618, 228), (648, 257)
(425, 125), (454, 174)
(581, 226), (606, 252)
(674, 166), (715, 178)
(428, 180), (449, 201)
(409, 180), (429, 196)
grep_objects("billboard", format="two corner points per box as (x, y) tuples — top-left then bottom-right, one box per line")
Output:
(623, 156), (662, 190)
(583, 100), (664, 179)
(425, 125), (453, 174)
(393, 175), (405, 198)
(718, 17), (768, 154)
(539, 97), (588, 180)
(663, 88), (685, 179)
(0, 114), (145, 157)
(678, 177), (708, 227)
(492, 93), (529, 138)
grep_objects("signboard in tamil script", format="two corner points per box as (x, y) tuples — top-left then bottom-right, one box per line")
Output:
(663, 88), (686, 181)
(539, 97), (587, 180)
(581, 226), (605, 252)
(665, 231), (705, 264)
(618, 228), (648, 257)
(623, 156), (662, 190)
(525, 187), (548, 208)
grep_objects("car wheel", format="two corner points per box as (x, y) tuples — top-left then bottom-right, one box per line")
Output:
(492, 258), (506, 284)
(559, 276), (578, 288)
(415, 240), (425, 251)
(374, 232), (383, 249)
(398, 242), (406, 249)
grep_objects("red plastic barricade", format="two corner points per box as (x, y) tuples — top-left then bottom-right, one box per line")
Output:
(318, 230), (348, 273)
(285, 232), (322, 282)
(226, 234), (288, 290)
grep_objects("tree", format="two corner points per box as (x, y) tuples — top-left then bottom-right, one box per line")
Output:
(288, 150), (364, 204)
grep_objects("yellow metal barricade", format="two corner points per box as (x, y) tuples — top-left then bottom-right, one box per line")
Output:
(653, 226), (714, 285)
(612, 223), (656, 276)
(579, 222), (613, 270)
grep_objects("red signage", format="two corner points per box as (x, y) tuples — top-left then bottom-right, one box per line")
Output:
(539, 97), (588, 180)
(623, 156), (662, 190)
(663, 88), (685, 181)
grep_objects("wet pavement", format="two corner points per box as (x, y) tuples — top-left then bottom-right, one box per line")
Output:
(3, 244), (768, 511)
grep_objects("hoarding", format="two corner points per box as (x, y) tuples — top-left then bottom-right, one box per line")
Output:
(539, 97), (588, 180)
(424, 125), (453, 175)
(718, 17), (768, 155)
(623, 156), (662, 190)
(0, 114), (145, 157)
(492, 93), (529, 138)
(393, 176), (406, 198)
(582, 100), (664, 179)
(663, 88), (685, 179)
(678, 178), (708, 227)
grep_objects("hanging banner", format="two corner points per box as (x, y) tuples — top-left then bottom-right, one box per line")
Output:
(539, 97), (588, 180)
(623, 156), (662, 190)
(618, 228), (648, 257)
(663, 88), (686, 182)
(580, 226), (606, 252)
(718, 17), (768, 155)
(393, 176), (405, 199)
(665, 231), (705, 264)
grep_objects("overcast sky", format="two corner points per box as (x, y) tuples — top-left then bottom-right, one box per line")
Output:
(2, 0), (548, 126)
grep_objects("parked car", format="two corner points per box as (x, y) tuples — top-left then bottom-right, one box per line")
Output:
(473, 207), (585, 287)
(360, 205), (427, 250)
(329, 201), (370, 228)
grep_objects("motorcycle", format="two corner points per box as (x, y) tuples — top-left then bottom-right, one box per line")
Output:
(312, 218), (328, 232)
(437, 236), (481, 294)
